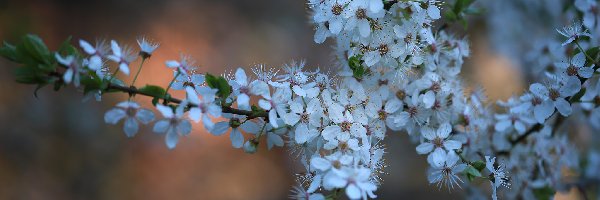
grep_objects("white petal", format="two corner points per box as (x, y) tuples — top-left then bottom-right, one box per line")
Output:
(155, 104), (174, 118)
(63, 69), (74, 84)
(561, 77), (582, 97)
(430, 148), (447, 168)
(573, 52), (586, 67)
(345, 184), (361, 200)
(529, 83), (549, 97)
(177, 120), (192, 136)
(110, 40), (121, 57)
(259, 99), (272, 110)
(230, 128), (244, 148)
(443, 140), (462, 150)
(322, 126), (341, 141)
(267, 133), (284, 149)
(123, 117), (139, 137)
(329, 18), (344, 34)
(421, 127), (436, 140)
(237, 94), (250, 110)
(427, 5), (441, 19)
(235, 68), (248, 86)
(188, 108), (201, 123)
(210, 121), (230, 136)
(119, 63), (130, 75)
(384, 98), (401, 113)
(534, 101), (554, 123)
(240, 121), (260, 134)
(104, 109), (126, 124)
(292, 85), (306, 97)
(437, 123), (452, 138)
(295, 124), (310, 144)
(165, 60), (180, 68)
(153, 120), (170, 133)
(202, 115), (215, 130)
(514, 121), (526, 134)
(494, 120), (512, 132)
(185, 86), (200, 104)
(369, 0), (384, 13)
(579, 67), (594, 78)
(79, 40), (96, 54)
(269, 110), (279, 128)
(357, 19), (371, 37)
(88, 56), (102, 70)
(310, 157), (331, 171)
(555, 98), (572, 116)
(416, 142), (434, 154)
(135, 109), (154, 124)
(165, 129), (179, 149)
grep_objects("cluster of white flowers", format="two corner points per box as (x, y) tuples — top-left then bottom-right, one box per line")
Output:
(18, 0), (600, 199)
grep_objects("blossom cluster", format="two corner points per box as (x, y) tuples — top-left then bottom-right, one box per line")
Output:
(2, 0), (600, 199)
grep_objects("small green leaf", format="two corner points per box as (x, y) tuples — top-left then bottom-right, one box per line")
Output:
(13, 65), (45, 84)
(138, 85), (166, 98)
(205, 73), (231, 98)
(348, 55), (366, 80)
(21, 34), (51, 65)
(81, 74), (103, 95)
(464, 165), (482, 182)
(585, 47), (599, 65)
(532, 186), (555, 200)
(443, 10), (458, 21)
(570, 88), (586, 103)
(471, 160), (486, 172)
(0, 41), (18, 62)
(57, 36), (79, 57)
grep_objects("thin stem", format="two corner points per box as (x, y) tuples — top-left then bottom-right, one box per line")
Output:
(575, 41), (595, 62)
(165, 71), (180, 95)
(131, 58), (146, 86)
(107, 66), (120, 83)
(47, 70), (268, 119)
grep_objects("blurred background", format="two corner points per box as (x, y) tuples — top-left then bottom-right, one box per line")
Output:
(0, 0), (582, 199)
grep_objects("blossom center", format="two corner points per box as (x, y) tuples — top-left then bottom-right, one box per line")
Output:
(566, 65), (578, 76)
(408, 106), (418, 117)
(531, 97), (542, 106)
(549, 89), (560, 101)
(430, 82), (441, 93)
(378, 110), (387, 120)
(126, 107), (136, 116)
(396, 90), (406, 100)
(332, 4), (343, 15)
(300, 113), (310, 123)
(340, 121), (352, 132)
(433, 137), (444, 148)
(356, 8), (367, 19)
(332, 160), (342, 169)
(378, 44), (389, 55)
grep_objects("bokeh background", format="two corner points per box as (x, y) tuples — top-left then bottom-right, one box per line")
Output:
(0, 0), (583, 199)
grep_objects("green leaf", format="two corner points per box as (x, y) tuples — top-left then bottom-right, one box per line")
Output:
(0, 41), (18, 62)
(21, 34), (51, 65)
(569, 88), (586, 103)
(464, 165), (482, 182)
(348, 55), (366, 80)
(454, 0), (475, 14)
(138, 85), (166, 98)
(471, 160), (486, 171)
(443, 10), (458, 21)
(13, 65), (45, 84)
(532, 186), (555, 200)
(585, 46), (599, 65)
(81, 74), (103, 95)
(57, 36), (79, 57)
(205, 73), (231, 98)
